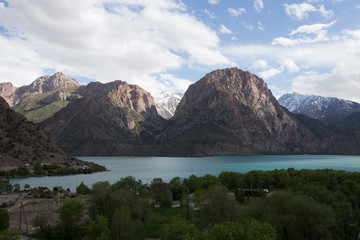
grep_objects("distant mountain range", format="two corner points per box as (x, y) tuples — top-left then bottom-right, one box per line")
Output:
(1, 68), (360, 156)
(154, 92), (183, 119)
(278, 92), (360, 130)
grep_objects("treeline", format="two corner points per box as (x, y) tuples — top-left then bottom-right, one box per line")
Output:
(5, 168), (360, 239)
(0, 164), (106, 178)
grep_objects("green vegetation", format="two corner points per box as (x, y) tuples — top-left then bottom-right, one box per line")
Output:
(20, 168), (360, 239)
(13, 89), (81, 123)
(0, 208), (19, 240)
(0, 164), (106, 178)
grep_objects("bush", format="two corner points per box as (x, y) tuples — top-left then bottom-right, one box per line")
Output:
(0, 209), (10, 231)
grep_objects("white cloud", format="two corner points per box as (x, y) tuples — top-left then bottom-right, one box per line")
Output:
(0, 0), (230, 94)
(242, 21), (253, 30)
(228, 7), (246, 17)
(280, 58), (300, 72)
(356, 5), (360, 9)
(284, 2), (333, 20)
(219, 24), (232, 34)
(343, 29), (360, 39)
(208, 0), (220, 5)
(224, 30), (360, 102)
(157, 73), (192, 93)
(254, 0), (264, 12)
(272, 21), (336, 46)
(251, 59), (268, 70)
(259, 68), (283, 79)
(204, 9), (216, 19)
(257, 22), (265, 31)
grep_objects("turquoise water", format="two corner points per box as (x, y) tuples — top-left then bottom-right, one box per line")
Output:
(9, 155), (360, 191)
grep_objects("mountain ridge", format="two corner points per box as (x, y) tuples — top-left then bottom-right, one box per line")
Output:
(278, 92), (360, 125)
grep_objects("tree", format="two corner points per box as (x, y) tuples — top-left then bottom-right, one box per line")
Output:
(33, 213), (49, 237)
(111, 207), (138, 240)
(200, 186), (241, 225)
(248, 191), (335, 240)
(246, 220), (277, 240)
(161, 217), (198, 240)
(0, 209), (9, 231)
(76, 182), (92, 195)
(110, 176), (143, 195)
(59, 199), (84, 240)
(88, 215), (110, 240)
(0, 230), (20, 240)
(170, 176), (183, 201)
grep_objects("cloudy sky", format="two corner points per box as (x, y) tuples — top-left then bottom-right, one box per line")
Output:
(0, 0), (360, 101)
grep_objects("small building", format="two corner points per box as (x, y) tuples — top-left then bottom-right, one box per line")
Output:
(172, 200), (181, 208)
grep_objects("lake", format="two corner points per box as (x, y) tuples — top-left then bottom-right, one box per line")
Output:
(9, 155), (360, 191)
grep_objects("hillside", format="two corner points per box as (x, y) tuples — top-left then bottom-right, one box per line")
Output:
(0, 96), (101, 173)
(40, 81), (166, 155)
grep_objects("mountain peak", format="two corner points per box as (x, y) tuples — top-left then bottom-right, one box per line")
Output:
(279, 92), (360, 124)
(29, 72), (80, 93)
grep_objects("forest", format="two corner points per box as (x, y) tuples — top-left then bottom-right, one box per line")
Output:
(1, 168), (360, 240)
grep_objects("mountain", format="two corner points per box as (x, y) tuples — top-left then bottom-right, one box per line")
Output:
(0, 72), (80, 123)
(157, 68), (320, 156)
(325, 123), (360, 154)
(278, 92), (360, 125)
(40, 81), (166, 155)
(154, 92), (183, 119)
(0, 96), (99, 172)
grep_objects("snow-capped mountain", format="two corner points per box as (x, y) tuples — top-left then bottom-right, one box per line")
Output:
(154, 92), (183, 119)
(278, 92), (360, 124)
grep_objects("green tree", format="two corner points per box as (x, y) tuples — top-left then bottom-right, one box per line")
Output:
(246, 220), (277, 240)
(200, 186), (241, 225)
(76, 182), (92, 195)
(0, 230), (20, 240)
(88, 215), (110, 240)
(0, 209), (9, 231)
(110, 176), (143, 195)
(248, 191), (335, 240)
(170, 176), (183, 201)
(111, 207), (142, 240)
(33, 213), (49, 237)
(161, 217), (198, 240)
(59, 199), (84, 240)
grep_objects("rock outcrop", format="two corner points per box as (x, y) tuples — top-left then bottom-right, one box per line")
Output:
(158, 68), (320, 156)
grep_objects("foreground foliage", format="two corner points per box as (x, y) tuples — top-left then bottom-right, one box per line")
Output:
(25, 168), (360, 240)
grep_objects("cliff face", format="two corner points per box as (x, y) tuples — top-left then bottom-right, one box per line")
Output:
(41, 81), (166, 155)
(0, 96), (96, 172)
(159, 68), (319, 155)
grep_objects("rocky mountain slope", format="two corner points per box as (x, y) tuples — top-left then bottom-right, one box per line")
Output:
(0, 96), (99, 172)
(0, 72), (80, 122)
(325, 124), (360, 154)
(154, 92), (183, 119)
(158, 68), (320, 156)
(40, 81), (166, 155)
(278, 92), (360, 125)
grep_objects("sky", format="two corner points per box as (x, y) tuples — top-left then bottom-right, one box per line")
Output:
(0, 0), (360, 101)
